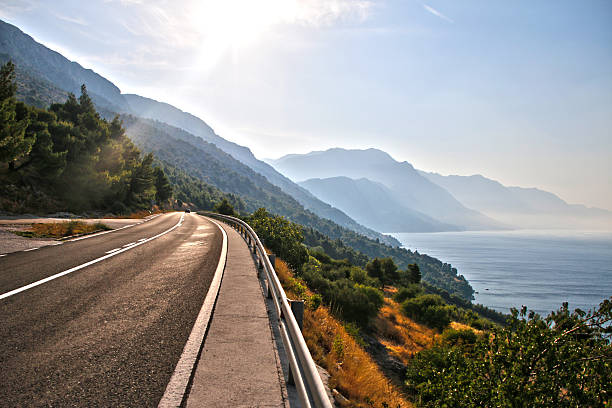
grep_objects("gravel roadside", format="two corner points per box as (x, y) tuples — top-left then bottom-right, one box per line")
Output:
(0, 216), (148, 255)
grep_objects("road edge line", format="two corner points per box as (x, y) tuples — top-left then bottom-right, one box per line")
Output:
(0, 213), (185, 301)
(66, 213), (163, 242)
(158, 216), (228, 408)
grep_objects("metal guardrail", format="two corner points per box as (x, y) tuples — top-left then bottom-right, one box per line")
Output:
(205, 213), (333, 408)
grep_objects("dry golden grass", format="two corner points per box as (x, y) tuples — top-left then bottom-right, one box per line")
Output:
(449, 321), (484, 336)
(274, 259), (412, 408)
(373, 298), (437, 364)
(17, 221), (111, 239)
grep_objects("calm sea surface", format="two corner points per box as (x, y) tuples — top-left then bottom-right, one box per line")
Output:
(391, 230), (612, 315)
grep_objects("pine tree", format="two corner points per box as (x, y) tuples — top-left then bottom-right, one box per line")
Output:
(154, 166), (172, 205)
(0, 62), (34, 169)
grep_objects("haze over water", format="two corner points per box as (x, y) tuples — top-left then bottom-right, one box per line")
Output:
(392, 230), (612, 316)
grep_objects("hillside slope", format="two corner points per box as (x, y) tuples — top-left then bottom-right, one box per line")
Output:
(122, 116), (400, 246)
(300, 177), (457, 233)
(0, 20), (129, 112)
(124, 94), (376, 236)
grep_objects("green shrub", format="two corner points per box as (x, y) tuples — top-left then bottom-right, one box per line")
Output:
(401, 294), (452, 330)
(394, 284), (423, 303)
(214, 198), (235, 215)
(405, 300), (612, 407)
(306, 294), (322, 311)
(248, 208), (309, 270)
(441, 328), (477, 346)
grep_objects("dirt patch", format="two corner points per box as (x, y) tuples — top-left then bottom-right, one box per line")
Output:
(0, 216), (148, 255)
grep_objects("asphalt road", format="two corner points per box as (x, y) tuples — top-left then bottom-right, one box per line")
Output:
(0, 212), (223, 407)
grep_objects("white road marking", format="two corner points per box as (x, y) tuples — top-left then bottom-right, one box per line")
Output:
(122, 242), (137, 247)
(105, 248), (122, 254)
(51, 242), (63, 246)
(0, 254), (6, 257)
(23, 247), (39, 252)
(67, 223), (135, 242)
(0, 213), (185, 301)
(159, 216), (228, 408)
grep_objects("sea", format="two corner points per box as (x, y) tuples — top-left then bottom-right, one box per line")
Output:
(391, 230), (612, 316)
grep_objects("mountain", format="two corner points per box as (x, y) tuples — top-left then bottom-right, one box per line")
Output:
(0, 20), (129, 113)
(123, 94), (382, 238)
(121, 115), (399, 246)
(421, 171), (612, 229)
(300, 177), (457, 233)
(0, 19), (395, 243)
(0, 52), (68, 108)
(268, 148), (504, 231)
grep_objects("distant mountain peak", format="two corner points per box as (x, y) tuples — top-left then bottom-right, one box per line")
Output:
(269, 148), (503, 230)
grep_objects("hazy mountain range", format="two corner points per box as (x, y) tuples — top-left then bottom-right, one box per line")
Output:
(421, 171), (612, 230)
(269, 148), (612, 231)
(268, 148), (505, 231)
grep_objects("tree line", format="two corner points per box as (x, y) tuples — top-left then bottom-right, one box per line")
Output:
(0, 61), (171, 213)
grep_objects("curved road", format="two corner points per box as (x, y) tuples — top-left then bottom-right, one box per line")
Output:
(0, 212), (222, 407)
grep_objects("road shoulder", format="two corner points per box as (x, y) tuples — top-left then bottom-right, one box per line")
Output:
(185, 220), (288, 407)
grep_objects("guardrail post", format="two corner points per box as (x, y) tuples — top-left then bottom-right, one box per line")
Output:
(267, 254), (276, 269)
(288, 364), (295, 386)
(267, 254), (276, 299)
(290, 300), (304, 332)
(286, 299), (304, 387)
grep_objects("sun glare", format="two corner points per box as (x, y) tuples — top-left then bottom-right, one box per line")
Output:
(168, 0), (372, 76)
(189, 0), (298, 49)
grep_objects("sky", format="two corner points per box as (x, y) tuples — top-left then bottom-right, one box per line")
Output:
(1, 0), (611, 209)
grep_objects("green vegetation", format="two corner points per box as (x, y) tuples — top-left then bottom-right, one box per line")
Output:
(421, 281), (506, 326)
(158, 162), (243, 212)
(401, 294), (452, 330)
(393, 284), (424, 303)
(247, 208), (309, 270)
(405, 299), (612, 407)
(248, 207), (497, 332)
(214, 198), (236, 216)
(303, 226), (474, 300)
(300, 254), (384, 327)
(0, 61), (171, 214)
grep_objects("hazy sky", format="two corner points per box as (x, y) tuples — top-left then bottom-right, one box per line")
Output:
(1, 0), (611, 209)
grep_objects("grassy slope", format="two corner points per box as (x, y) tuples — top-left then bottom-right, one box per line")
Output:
(275, 259), (412, 408)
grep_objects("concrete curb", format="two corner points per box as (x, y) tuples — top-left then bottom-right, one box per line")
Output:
(157, 216), (228, 408)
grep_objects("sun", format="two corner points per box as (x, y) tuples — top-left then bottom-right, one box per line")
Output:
(188, 0), (298, 49)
